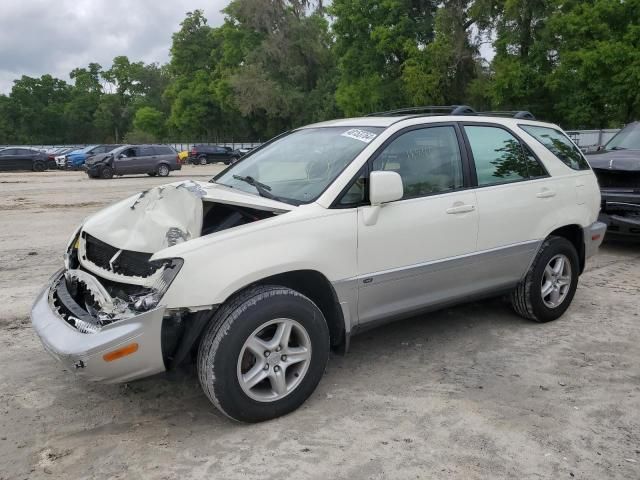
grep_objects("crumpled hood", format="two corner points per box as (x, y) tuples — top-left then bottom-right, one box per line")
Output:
(82, 180), (294, 253)
(587, 150), (640, 171)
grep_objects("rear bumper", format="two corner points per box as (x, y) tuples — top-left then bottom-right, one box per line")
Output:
(31, 270), (166, 383)
(583, 221), (607, 259)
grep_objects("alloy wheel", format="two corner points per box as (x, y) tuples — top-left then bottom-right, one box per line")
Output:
(541, 254), (572, 308)
(236, 318), (312, 402)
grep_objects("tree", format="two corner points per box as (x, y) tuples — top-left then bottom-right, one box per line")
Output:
(226, 0), (337, 135)
(330, 0), (438, 116)
(131, 106), (166, 141)
(488, 0), (557, 121)
(547, 0), (640, 127)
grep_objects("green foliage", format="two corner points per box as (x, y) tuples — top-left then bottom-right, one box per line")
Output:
(0, 1), (639, 143)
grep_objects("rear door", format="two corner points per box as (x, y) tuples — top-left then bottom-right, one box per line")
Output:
(135, 146), (157, 173)
(461, 123), (553, 284)
(154, 146), (176, 169)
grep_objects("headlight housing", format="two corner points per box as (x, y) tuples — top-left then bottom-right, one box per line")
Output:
(132, 258), (183, 312)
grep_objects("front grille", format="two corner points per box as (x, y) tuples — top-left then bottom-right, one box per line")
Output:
(593, 169), (640, 190)
(83, 233), (161, 278)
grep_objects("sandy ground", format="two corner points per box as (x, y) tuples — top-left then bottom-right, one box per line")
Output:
(0, 167), (638, 480)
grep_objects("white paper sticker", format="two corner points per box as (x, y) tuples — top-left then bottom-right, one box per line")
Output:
(341, 128), (378, 143)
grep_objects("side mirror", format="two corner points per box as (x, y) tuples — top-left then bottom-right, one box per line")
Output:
(369, 171), (403, 205)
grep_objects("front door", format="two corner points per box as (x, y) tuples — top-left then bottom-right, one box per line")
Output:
(355, 124), (479, 325)
(113, 147), (138, 174)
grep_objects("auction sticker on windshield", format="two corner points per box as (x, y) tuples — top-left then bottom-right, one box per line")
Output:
(341, 129), (378, 143)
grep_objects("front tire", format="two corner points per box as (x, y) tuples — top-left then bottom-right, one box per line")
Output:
(511, 236), (579, 322)
(100, 165), (114, 179)
(197, 285), (330, 423)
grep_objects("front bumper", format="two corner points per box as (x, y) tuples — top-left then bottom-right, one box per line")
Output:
(583, 221), (607, 259)
(31, 271), (167, 383)
(599, 189), (640, 236)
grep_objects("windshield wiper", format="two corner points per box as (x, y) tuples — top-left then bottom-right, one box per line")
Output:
(232, 175), (277, 200)
(609, 146), (627, 150)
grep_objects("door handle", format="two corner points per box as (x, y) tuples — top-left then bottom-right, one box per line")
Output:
(446, 204), (475, 214)
(536, 189), (556, 199)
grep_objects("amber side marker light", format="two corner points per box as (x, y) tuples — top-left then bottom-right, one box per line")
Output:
(103, 343), (139, 362)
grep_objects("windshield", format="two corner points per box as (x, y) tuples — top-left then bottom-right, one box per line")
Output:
(606, 123), (640, 151)
(80, 145), (97, 153)
(213, 126), (383, 205)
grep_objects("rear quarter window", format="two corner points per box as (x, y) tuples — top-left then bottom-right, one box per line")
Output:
(154, 146), (175, 155)
(520, 125), (590, 171)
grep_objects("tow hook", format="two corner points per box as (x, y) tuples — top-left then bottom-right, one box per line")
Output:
(74, 360), (86, 370)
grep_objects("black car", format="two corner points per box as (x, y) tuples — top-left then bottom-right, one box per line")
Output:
(86, 144), (181, 179)
(587, 121), (640, 236)
(189, 144), (240, 165)
(0, 147), (48, 172)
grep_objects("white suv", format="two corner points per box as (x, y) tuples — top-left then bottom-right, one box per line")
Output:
(32, 107), (606, 422)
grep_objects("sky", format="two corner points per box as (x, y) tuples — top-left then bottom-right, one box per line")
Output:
(0, 0), (495, 95)
(0, 0), (229, 93)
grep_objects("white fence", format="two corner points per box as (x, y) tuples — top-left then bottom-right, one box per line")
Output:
(0, 141), (263, 152)
(2, 130), (621, 153)
(566, 129), (620, 152)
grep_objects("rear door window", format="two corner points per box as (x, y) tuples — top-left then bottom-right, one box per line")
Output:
(154, 146), (175, 155)
(464, 126), (530, 186)
(519, 125), (590, 170)
(137, 146), (155, 157)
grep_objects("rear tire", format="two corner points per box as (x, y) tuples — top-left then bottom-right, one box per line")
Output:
(33, 161), (46, 172)
(156, 163), (170, 177)
(511, 236), (579, 322)
(197, 285), (330, 423)
(100, 165), (114, 179)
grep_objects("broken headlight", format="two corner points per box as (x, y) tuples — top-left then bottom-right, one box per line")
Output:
(64, 226), (82, 270)
(131, 258), (183, 312)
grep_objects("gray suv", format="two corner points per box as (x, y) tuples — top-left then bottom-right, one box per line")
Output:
(86, 145), (181, 179)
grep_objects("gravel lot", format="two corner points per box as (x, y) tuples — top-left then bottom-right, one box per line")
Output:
(0, 167), (639, 479)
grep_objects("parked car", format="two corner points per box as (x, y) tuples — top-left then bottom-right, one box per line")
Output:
(45, 147), (65, 169)
(236, 146), (256, 156)
(66, 144), (121, 170)
(190, 144), (240, 165)
(587, 121), (640, 236)
(51, 147), (78, 169)
(32, 107), (605, 422)
(85, 144), (181, 179)
(0, 147), (48, 171)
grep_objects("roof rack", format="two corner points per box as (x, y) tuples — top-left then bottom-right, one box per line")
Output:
(476, 110), (536, 120)
(366, 105), (476, 117)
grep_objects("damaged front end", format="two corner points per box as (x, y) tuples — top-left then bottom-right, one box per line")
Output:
(31, 179), (291, 382)
(53, 257), (183, 334)
(589, 153), (640, 236)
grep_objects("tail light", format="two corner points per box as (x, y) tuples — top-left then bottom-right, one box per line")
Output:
(176, 154), (181, 165)
(191, 147), (197, 156)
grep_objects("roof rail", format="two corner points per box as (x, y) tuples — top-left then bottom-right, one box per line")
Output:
(366, 105), (476, 117)
(476, 110), (536, 120)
